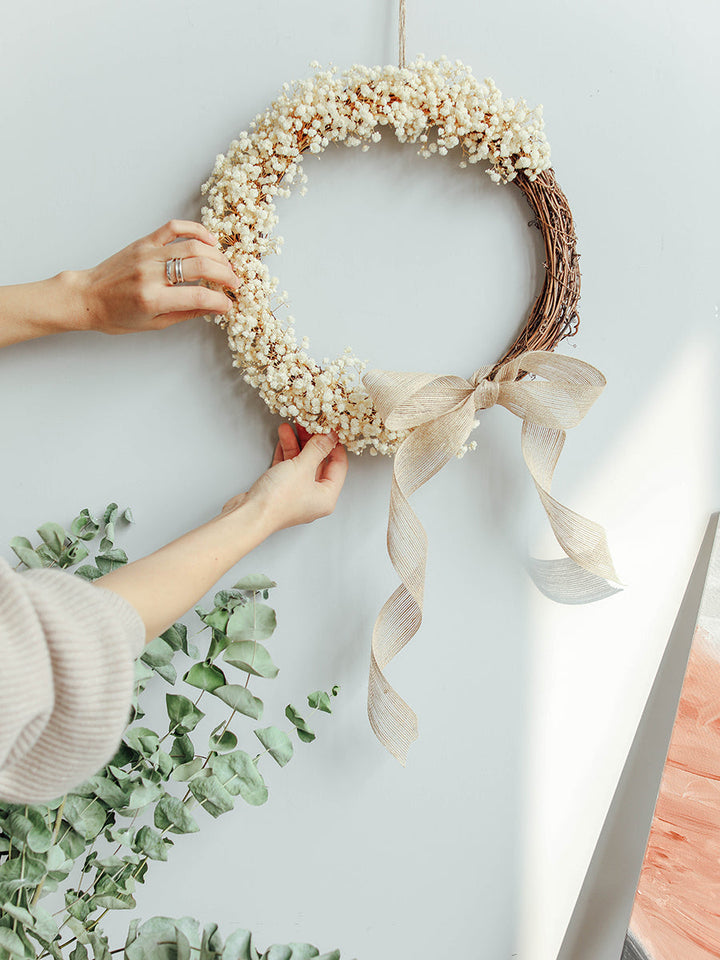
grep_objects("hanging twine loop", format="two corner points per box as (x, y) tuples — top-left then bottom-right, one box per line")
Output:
(399, 0), (407, 69)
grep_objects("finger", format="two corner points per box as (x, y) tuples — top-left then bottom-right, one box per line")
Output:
(278, 422), (300, 460)
(158, 237), (237, 271)
(158, 255), (240, 292)
(148, 219), (220, 249)
(296, 432), (338, 472)
(153, 285), (233, 317)
(271, 437), (284, 467)
(296, 423), (312, 448)
(318, 442), (348, 488)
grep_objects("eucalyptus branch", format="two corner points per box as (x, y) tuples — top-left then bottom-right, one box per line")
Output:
(2, 504), (341, 960)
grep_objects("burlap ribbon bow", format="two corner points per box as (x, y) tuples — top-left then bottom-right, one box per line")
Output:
(362, 349), (620, 765)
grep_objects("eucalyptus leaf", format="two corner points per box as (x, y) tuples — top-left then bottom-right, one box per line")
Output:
(212, 684), (263, 720)
(57, 824), (86, 860)
(207, 628), (231, 661)
(1, 902), (34, 927)
(169, 734), (195, 764)
(135, 825), (170, 861)
(36, 521), (67, 557)
(161, 623), (189, 654)
(183, 662), (227, 692)
(134, 659), (154, 687)
(188, 774), (235, 817)
(95, 548), (128, 574)
(233, 574), (277, 593)
(223, 642), (279, 679)
(74, 564), (103, 582)
(285, 706), (316, 744)
(209, 729), (238, 752)
(65, 916), (91, 946)
(59, 540), (89, 567)
(155, 662), (178, 684)
(125, 726), (160, 758)
(0, 853), (45, 891)
(254, 727), (294, 767)
(70, 940), (89, 960)
(29, 902), (60, 943)
(211, 750), (268, 806)
(203, 608), (230, 632)
(9, 536), (43, 569)
(35, 543), (57, 564)
(26, 807), (53, 853)
(87, 930), (111, 960)
(90, 891), (136, 910)
(90, 775), (128, 809)
(171, 758), (204, 781)
(0, 926), (33, 958)
(141, 636), (175, 668)
(124, 780), (163, 811)
(157, 749), (175, 777)
(222, 929), (260, 960)
(102, 503), (119, 524)
(307, 691), (332, 714)
(200, 922), (224, 960)
(62, 795), (108, 840)
(70, 509), (100, 541)
(226, 603), (277, 642)
(65, 891), (92, 922)
(166, 694), (205, 735)
(154, 796), (199, 834)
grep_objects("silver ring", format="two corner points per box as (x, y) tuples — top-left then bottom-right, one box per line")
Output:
(165, 258), (184, 285)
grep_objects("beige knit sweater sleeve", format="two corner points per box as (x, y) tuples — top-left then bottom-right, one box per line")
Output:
(0, 557), (145, 805)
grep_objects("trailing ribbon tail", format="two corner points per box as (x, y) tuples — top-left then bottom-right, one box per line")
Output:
(363, 350), (621, 764)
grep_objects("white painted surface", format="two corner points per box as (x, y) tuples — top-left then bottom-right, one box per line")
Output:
(0, 1), (718, 957)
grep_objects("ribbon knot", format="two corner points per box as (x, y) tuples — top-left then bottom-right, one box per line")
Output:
(361, 349), (621, 766)
(472, 376), (500, 411)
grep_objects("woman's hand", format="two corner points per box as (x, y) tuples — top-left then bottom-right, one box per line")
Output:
(0, 219), (239, 348)
(97, 423), (348, 642)
(221, 423), (349, 533)
(77, 219), (240, 334)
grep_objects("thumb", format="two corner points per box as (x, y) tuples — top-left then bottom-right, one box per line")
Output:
(297, 431), (339, 470)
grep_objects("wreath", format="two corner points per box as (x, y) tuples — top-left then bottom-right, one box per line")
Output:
(199, 56), (579, 456)
(199, 58), (620, 765)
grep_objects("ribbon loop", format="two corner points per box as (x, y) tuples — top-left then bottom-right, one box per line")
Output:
(362, 348), (620, 766)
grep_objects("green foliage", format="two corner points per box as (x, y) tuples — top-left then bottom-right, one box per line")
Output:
(284, 706), (316, 744)
(307, 686), (340, 715)
(1, 505), (341, 959)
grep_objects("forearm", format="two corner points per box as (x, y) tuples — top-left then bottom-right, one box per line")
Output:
(93, 499), (274, 644)
(0, 271), (90, 347)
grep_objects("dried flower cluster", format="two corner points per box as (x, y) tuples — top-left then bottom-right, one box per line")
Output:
(200, 56), (551, 455)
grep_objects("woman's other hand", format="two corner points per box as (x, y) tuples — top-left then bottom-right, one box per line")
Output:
(221, 423), (349, 532)
(77, 219), (240, 334)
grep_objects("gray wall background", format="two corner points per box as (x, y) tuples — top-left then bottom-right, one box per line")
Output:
(1, 1), (718, 958)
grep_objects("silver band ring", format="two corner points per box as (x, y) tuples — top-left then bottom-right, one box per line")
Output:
(165, 258), (184, 285)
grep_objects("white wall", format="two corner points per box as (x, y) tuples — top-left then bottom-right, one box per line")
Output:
(1, 1), (718, 958)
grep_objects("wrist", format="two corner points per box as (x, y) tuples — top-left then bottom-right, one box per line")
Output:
(213, 496), (278, 550)
(36, 270), (94, 335)
(0, 269), (92, 348)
